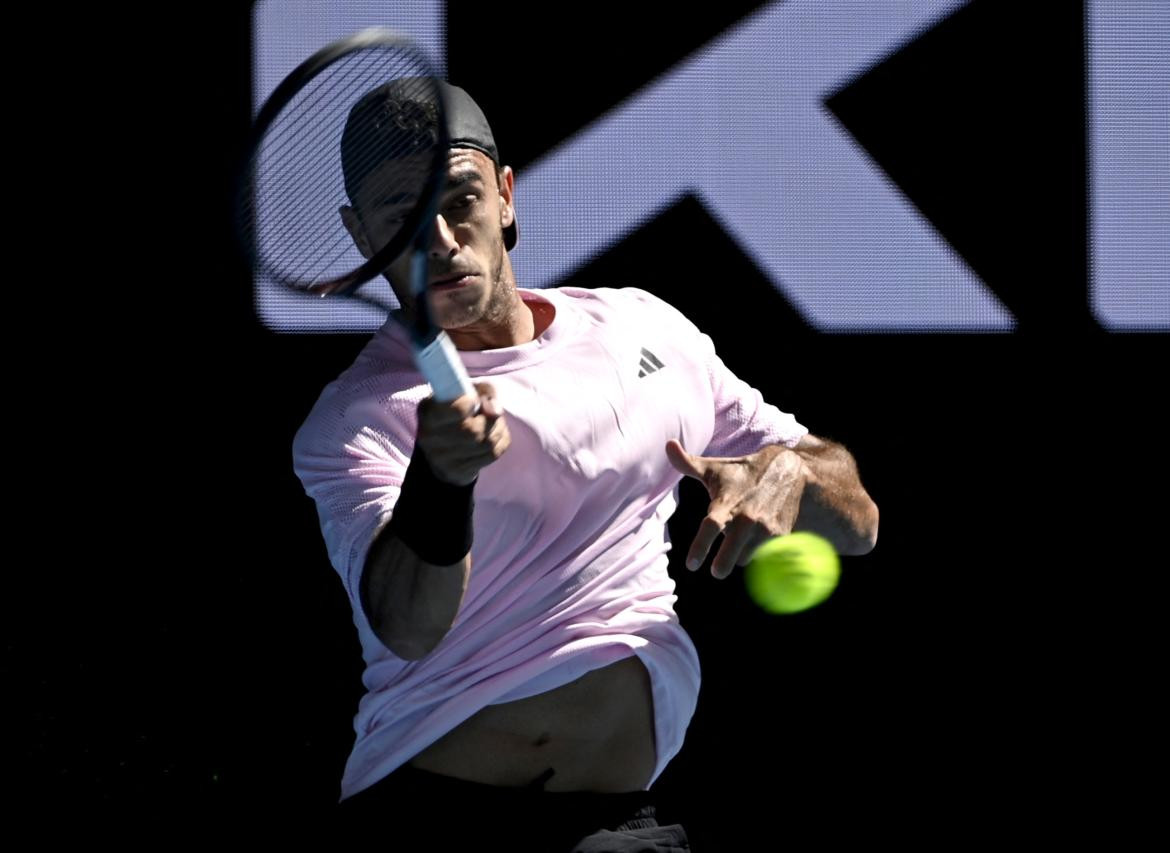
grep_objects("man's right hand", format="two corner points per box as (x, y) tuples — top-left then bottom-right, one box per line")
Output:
(415, 382), (510, 486)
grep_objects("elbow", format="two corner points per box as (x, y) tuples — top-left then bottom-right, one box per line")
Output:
(839, 500), (879, 556)
(385, 633), (442, 661)
(859, 500), (879, 554)
(368, 612), (446, 661)
(362, 593), (438, 661)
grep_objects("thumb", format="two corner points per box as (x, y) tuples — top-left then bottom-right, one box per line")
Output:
(665, 439), (707, 481)
(473, 381), (505, 419)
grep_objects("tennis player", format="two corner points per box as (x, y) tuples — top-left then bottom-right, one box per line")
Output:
(293, 80), (879, 851)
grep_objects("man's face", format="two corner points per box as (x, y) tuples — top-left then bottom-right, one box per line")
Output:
(342, 148), (515, 331)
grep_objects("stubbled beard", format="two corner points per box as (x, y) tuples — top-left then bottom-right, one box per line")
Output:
(428, 225), (509, 328)
(480, 228), (511, 324)
(388, 221), (509, 327)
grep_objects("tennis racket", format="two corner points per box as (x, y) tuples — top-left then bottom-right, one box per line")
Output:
(237, 27), (476, 405)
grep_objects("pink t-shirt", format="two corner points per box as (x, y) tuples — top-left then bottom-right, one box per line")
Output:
(292, 286), (807, 801)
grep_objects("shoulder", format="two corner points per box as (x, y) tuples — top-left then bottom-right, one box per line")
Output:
(290, 376), (362, 460)
(553, 285), (672, 308)
(291, 357), (424, 461)
(551, 286), (698, 329)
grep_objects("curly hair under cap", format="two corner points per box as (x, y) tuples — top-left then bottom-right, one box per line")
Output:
(340, 78), (518, 251)
(340, 81), (442, 203)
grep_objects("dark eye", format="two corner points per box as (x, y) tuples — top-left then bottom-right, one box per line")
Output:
(379, 205), (408, 225)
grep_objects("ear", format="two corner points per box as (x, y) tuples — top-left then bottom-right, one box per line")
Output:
(339, 205), (374, 260)
(497, 165), (515, 231)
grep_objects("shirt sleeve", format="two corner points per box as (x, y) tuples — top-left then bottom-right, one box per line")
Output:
(702, 334), (808, 457)
(291, 389), (413, 612)
(624, 288), (808, 457)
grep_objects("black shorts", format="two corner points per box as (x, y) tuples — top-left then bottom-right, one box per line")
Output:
(338, 762), (690, 852)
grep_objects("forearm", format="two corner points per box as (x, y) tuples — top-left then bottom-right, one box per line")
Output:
(789, 439), (879, 556)
(360, 442), (476, 660)
(361, 530), (470, 660)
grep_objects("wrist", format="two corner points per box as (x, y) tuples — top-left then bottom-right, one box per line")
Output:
(386, 443), (476, 565)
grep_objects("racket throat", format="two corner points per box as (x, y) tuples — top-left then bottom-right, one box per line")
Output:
(414, 333), (476, 403)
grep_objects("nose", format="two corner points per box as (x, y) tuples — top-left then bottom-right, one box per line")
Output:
(427, 214), (458, 259)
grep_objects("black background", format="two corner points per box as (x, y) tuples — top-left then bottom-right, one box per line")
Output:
(20, 0), (1163, 842)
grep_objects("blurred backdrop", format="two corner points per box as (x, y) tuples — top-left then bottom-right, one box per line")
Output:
(21, 0), (1166, 842)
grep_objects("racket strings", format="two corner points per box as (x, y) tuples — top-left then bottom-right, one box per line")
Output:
(250, 47), (440, 289)
(255, 51), (408, 282)
(258, 48), (403, 205)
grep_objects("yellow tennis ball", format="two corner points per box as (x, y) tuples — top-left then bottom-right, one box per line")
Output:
(744, 532), (840, 614)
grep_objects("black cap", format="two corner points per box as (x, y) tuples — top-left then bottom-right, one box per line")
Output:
(341, 78), (517, 251)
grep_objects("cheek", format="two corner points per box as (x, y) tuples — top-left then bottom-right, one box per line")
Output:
(362, 225), (394, 255)
(378, 249), (411, 284)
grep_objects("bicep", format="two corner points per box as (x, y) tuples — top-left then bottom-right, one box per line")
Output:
(295, 422), (409, 609)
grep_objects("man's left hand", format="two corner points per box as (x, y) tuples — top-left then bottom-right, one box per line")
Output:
(665, 439), (806, 580)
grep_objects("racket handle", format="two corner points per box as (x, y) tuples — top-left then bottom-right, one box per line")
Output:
(414, 331), (478, 406)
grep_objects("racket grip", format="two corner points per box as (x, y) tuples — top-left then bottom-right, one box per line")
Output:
(414, 331), (478, 407)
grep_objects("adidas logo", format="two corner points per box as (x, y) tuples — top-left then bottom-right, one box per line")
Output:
(637, 347), (665, 378)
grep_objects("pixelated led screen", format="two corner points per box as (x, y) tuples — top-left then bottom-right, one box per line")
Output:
(252, 1), (1168, 333)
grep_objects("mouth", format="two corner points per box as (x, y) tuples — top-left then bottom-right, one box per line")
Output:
(429, 273), (478, 290)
